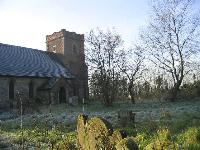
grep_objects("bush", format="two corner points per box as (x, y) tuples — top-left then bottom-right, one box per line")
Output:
(179, 81), (200, 100)
(144, 128), (179, 150)
(133, 133), (152, 150)
(177, 127), (200, 149)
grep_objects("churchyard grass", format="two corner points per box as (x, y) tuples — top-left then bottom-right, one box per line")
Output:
(0, 100), (200, 149)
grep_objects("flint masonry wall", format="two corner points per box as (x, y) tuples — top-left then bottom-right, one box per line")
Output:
(0, 77), (48, 110)
(0, 78), (9, 109)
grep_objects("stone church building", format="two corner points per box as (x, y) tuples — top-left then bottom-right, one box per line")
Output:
(0, 29), (88, 110)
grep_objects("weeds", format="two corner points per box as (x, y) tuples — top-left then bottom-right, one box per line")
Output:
(0, 101), (200, 149)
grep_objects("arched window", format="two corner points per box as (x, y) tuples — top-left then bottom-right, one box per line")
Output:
(9, 80), (14, 99)
(29, 82), (34, 98)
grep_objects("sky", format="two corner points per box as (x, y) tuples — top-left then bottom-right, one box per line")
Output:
(0, 0), (199, 50)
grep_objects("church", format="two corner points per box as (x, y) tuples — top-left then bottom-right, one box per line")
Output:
(0, 29), (88, 110)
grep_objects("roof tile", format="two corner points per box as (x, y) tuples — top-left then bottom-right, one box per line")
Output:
(0, 43), (74, 78)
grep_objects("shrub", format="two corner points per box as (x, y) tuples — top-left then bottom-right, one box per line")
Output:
(115, 137), (139, 150)
(177, 127), (200, 149)
(133, 133), (152, 150)
(55, 133), (77, 150)
(144, 128), (179, 150)
(47, 128), (62, 149)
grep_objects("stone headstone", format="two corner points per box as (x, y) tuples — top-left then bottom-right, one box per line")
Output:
(118, 110), (135, 127)
(77, 114), (139, 150)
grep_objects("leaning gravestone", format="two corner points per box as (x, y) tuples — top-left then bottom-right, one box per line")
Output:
(77, 114), (88, 149)
(77, 114), (139, 150)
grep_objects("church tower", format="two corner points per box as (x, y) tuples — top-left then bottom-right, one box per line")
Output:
(46, 29), (88, 100)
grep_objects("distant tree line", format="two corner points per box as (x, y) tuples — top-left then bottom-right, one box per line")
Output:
(85, 0), (200, 106)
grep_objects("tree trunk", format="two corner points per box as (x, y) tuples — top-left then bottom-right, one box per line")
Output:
(128, 83), (135, 104)
(171, 79), (182, 102)
(102, 77), (113, 107)
(171, 86), (178, 102)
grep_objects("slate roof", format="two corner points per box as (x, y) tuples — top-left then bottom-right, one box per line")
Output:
(0, 43), (74, 78)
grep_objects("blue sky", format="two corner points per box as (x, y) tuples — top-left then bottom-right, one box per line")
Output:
(0, 0), (199, 50)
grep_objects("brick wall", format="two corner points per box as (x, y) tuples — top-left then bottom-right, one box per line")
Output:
(46, 29), (89, 100)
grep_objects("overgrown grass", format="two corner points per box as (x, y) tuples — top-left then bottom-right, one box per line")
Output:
(1, 113), (200, 149)
(0, 126), (76, 149)
(0, 100), (200, 149)
(118, 112), (200, 149)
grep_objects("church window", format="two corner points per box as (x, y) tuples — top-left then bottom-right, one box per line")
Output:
(9, 80), (14, 99)
(29, 81), (34, 98)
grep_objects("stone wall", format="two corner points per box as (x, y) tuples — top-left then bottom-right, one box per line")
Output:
(36, 90), (51, 104)
(0, 76), (48, 110)
(0, 78), (9, 110)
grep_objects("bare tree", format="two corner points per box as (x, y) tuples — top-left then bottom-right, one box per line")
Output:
(86, 28), (123, 106)
(140, 0), (200, 101)
(118, 46), (145, 103)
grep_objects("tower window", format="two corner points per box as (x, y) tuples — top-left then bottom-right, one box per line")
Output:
(9, 80), (14, 99)
(72, 44), (77, 54)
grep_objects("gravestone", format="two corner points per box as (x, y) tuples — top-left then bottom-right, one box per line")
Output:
(118, 110), (135, 127)
(77, 114), (139, 150)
